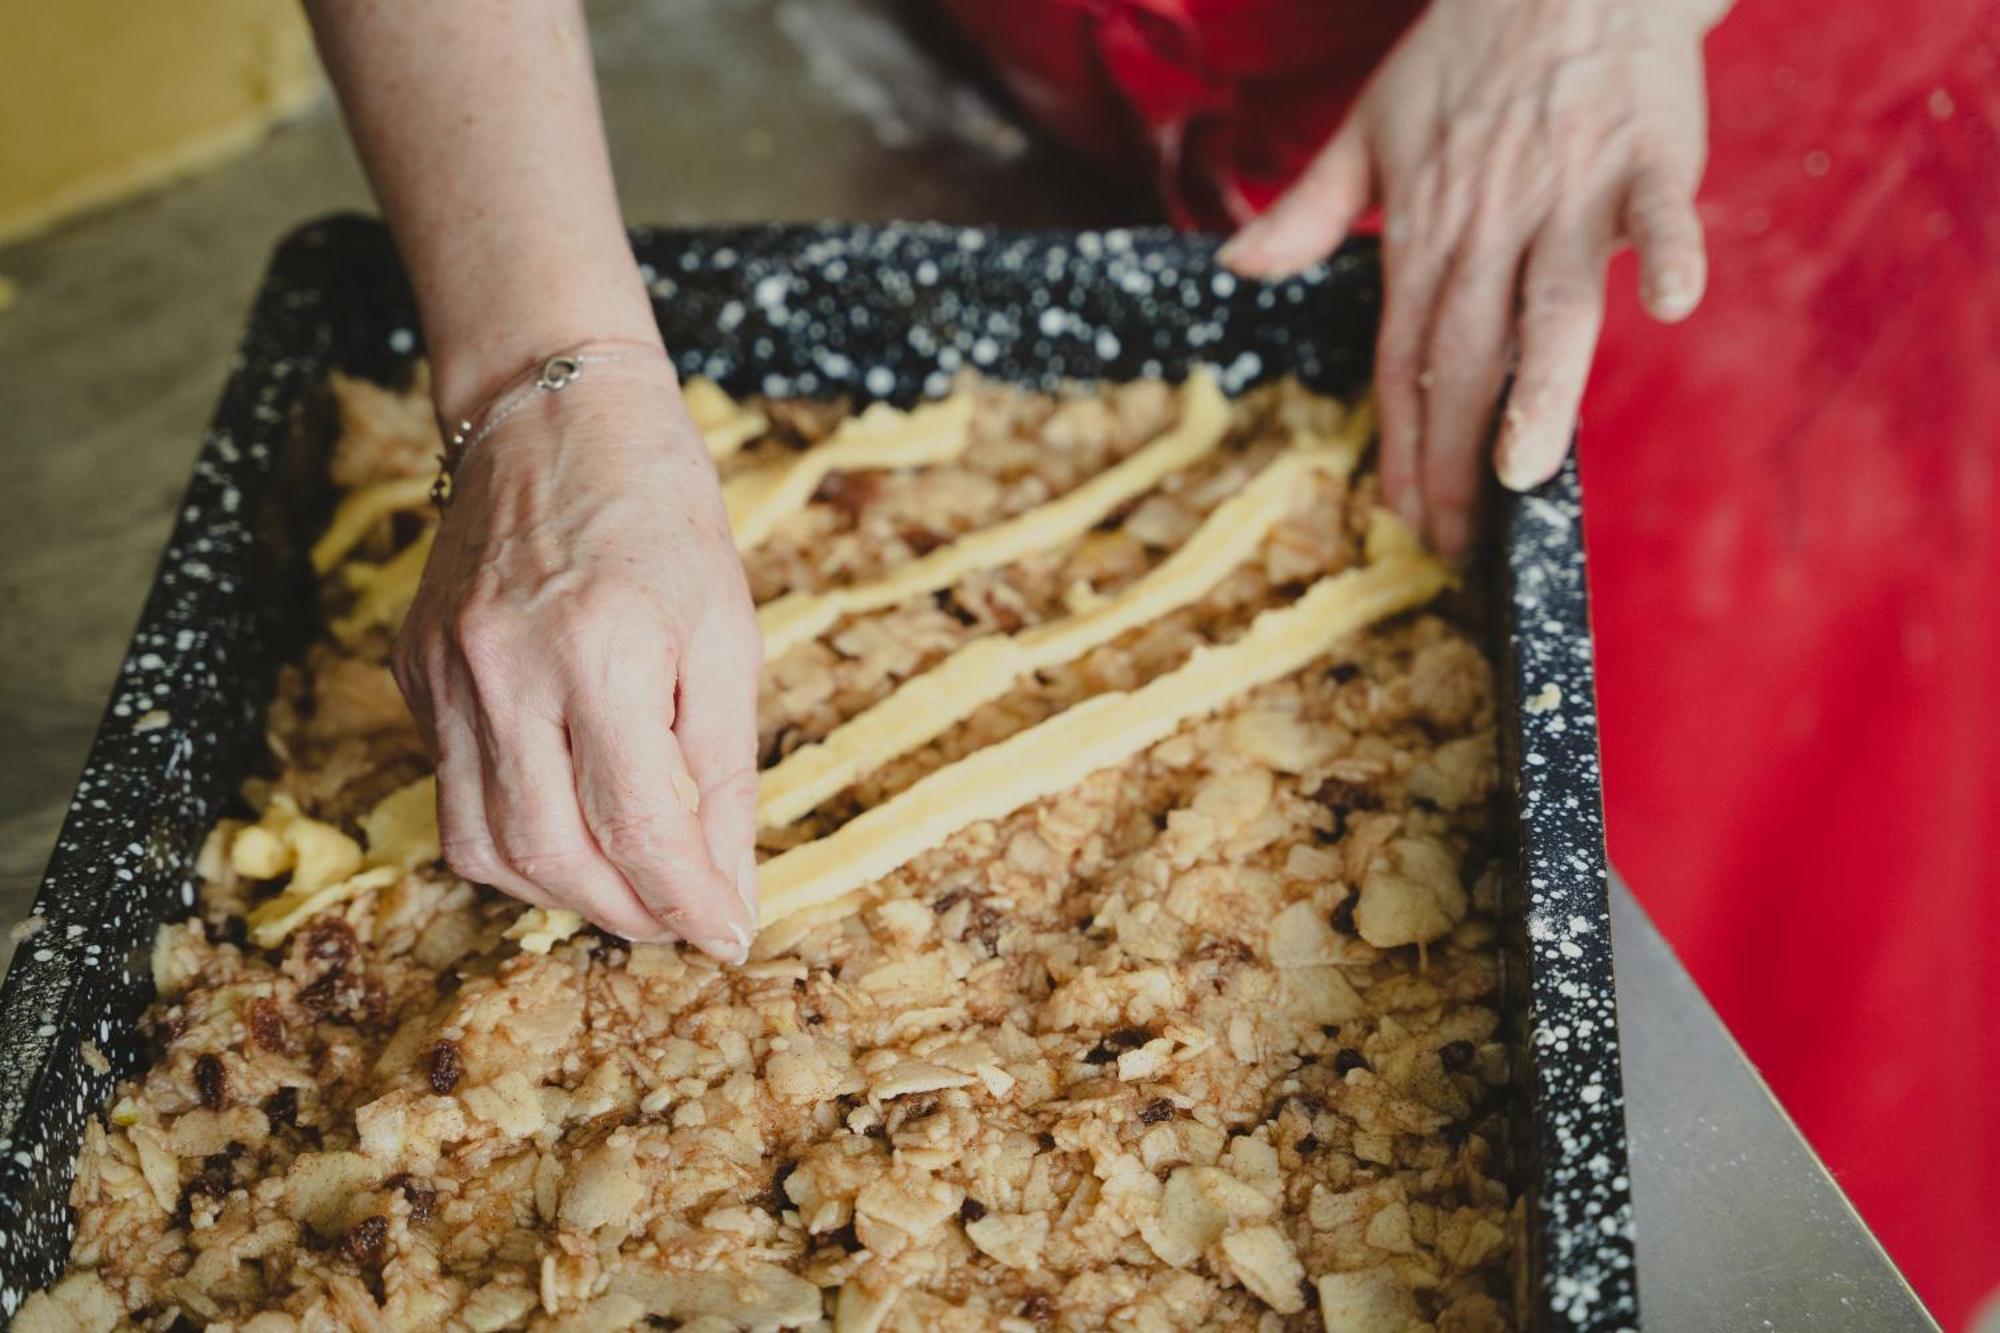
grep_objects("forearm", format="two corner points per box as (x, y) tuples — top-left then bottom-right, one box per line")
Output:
(303, 0), (660, 425)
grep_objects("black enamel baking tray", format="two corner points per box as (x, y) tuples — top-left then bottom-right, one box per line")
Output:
(0, 216), (1637, 1330)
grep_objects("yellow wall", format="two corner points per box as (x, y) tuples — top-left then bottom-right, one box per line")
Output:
(0, 0), (320, 246)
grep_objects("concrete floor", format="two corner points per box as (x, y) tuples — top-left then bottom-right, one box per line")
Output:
(0, 0), (1133, 961)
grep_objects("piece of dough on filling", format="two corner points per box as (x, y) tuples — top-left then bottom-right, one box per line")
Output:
(755, 545), (1447, 928)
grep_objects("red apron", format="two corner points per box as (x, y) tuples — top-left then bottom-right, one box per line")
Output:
(941, 1), (2000, 1324)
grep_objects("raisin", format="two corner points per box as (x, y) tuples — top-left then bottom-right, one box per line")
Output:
(427, 1039), (463, 1095)
(1083, 1026), (1151, 1063)
(1330, 893), (1359, 936)
(1295, 1134), (1321, 1155)
(967, 904), (1004, 956)
(386, 1174), (437, 1225)
(1309, 777), (1380, 814)
(301, 918), (359, 971)
(811, 470), (880, 519)
(246, 998), (286, 1053)
(1139, 1099), (1176, 1124)
(262, 1086), (299, 1129)
(193, 1053), (227, 1110)
(1334, 1048), (1371, 1075)
(765, 1161), (798, 1217)
(1439, 1040), (1477, 1071)
(901, 526), (947, 554)
(933, 589), (979, 627)
(341, 1214), (389, 1268)
(959, 1197), (987, 1223)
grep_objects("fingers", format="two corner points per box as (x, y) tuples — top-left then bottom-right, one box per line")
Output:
(1624, 159), (1707, 322)
(1373, 174), (1455, 536)
(1494, 218), (1612, 492)
(1418, 233), (1523, 560)
(1218, 121), (1373, 278)
(675, 611), (763, 925)
(567, 639), (752, 961)
(479, 709), (671, 942)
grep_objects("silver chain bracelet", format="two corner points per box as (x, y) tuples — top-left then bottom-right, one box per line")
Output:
(432, 342), (662, 506)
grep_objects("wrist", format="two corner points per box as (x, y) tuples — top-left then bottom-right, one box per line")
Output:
(419, 247), (666, 430)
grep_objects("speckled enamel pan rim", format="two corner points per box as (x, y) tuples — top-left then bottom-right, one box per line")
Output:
(0, 216), (1637, 1331)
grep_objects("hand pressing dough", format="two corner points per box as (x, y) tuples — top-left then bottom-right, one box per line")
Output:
(755, 546), (1448, 927)
(756, 369), (1231, 659)
(725, 391), (976, 549)
(755, 423), (1370, 829)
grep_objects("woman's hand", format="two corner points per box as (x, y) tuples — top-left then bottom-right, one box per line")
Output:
(1220, 0), (1727, 559)
(393, 354), (761, 961)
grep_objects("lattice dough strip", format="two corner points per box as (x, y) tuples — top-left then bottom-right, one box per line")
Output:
(725, 391), (977, 550)
(755, 546), (1448, 928)
(755, 369), (1232, 659)
(755, 412), (1372, 830)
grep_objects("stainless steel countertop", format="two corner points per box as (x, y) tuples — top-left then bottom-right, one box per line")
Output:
(0, 1), (1931, 1325)
(1612, 878), (1936, 1329)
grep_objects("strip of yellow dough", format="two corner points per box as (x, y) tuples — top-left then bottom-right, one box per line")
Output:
(683, 377), (768, 459)
(755, 413), (1373, 829)
(756, 369), (1231, 659)
(311, 474), (435, 574)
(332, 526), (436, 645)
(725, 391), (977, 550)
(756, 549), (1448, 928)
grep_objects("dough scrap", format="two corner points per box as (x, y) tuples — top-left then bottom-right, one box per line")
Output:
(756, 546), (1448, 927)
(507, 907), (587, 954)
(725, 391), (976, 550)
(682, 377), (768, 459)
(332, 526), (435, 645)
(756, 369), (1231, 659)
(756, 428), (1368, 829)
(311, 474), (433, 574)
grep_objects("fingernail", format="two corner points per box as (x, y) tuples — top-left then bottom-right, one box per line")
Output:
(1497, 445), (1545, 493)
(736, 848), (760, 922)
(1646, 269), (1700, 322)
(700, 924), (750, 966)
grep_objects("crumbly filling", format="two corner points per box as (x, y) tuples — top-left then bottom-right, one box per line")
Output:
(25, 372), (1517, 1333)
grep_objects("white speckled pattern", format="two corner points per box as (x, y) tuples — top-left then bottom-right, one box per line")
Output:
(0, 217), (1637, 1328)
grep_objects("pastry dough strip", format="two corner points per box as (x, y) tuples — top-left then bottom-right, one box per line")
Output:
(311, 475), (435, 574)
(725, 391), (977, 550)
(755, 548), (1448, 927)
(683, 377), (768, 459)
(755, 369), (1231, 659)
(755, 412), (1372, 829)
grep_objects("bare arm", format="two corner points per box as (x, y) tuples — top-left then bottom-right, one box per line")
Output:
(306, 0), (761, 961)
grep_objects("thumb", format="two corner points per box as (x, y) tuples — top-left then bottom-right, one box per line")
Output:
(1219, 121), (1373, 278)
